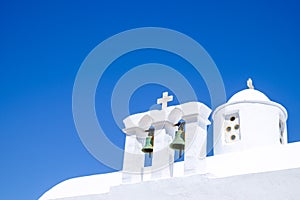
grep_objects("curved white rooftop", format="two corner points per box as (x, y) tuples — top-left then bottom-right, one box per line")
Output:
(212, 79), (288, 120)
(228, 88), (270, 103)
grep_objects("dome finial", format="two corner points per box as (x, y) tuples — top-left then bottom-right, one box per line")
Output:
(247, 78), (254, 89)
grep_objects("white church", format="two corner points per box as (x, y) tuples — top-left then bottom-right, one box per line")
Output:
(40, 79), (300, 200)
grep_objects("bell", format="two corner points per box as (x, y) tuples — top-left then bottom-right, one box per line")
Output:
(142, 136), (153, 153)
(169, 130), (185, 150)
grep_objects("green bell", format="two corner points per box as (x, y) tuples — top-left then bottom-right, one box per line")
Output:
(169, 130), (185, 150)
(142, 136), (153, 153)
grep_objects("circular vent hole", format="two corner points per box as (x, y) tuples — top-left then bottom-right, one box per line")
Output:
(234, 124), (240, 130)
(226, 126), (231, 132)
(230, 116), (236, 121)
(231, 135), (236, 141)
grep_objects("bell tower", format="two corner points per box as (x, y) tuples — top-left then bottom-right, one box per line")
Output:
(122, 92), (211, 183)
(212, 79), (288, 155)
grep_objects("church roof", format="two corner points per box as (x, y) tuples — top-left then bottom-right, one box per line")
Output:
(39, 142), (300, 200)
(228, 88), (270, 103)
(212, 79), (288, 120)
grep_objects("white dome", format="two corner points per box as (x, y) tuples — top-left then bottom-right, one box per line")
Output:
(228, 89), (270, 103)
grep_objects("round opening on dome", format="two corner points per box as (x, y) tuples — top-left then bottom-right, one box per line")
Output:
(231, 135), (236, 141)
(234, 124), (240, 130)
(230, 116), (236, 121)
(226, 126), (231, 132)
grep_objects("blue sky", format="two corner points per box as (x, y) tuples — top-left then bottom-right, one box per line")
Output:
(1, 1), (300, 199)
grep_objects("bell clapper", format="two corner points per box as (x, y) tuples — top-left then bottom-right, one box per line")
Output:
(179, 149), (182, 158)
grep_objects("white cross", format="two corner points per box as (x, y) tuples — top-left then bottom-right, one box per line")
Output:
(157, 92), (173, 109)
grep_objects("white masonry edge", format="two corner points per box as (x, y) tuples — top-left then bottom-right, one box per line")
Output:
(39, 141), (300, 200)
